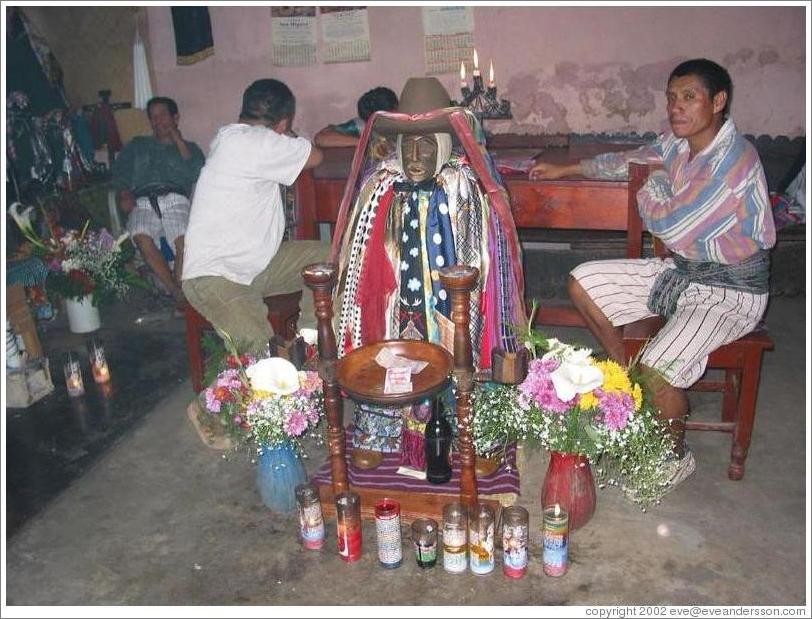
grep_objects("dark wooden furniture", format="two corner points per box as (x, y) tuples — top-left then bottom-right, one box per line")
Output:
(302, 263), (497, 524)
(184, 291), (302, 393)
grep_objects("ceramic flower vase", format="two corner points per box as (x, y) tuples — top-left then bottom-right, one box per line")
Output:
(540, 451), (597, 531)
(256, 442), (308, 513)
(65, 295), (101, 334)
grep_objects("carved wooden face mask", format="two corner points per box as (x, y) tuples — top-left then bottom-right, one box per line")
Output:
(400, 134), (438, 183)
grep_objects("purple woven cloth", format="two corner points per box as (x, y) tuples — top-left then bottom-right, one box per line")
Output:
(311, 426), (520, 496)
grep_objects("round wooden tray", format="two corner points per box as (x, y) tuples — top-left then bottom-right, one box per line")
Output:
(337, 340), (453, 405)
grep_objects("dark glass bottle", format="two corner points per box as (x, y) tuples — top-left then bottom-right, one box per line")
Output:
(425, 397), (452, 484)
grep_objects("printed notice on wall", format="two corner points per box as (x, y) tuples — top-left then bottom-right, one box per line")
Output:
(271, 6), (317, 66)
(422, 6), (474, 75)
(321, 7), (370, 63)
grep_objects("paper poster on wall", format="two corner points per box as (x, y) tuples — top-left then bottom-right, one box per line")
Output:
(321, 7), (370, 63)
(422, 6), (474, 75)
(271, 6), (317, 66)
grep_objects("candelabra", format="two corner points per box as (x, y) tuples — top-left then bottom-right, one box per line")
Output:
(453, 73), (512, 121)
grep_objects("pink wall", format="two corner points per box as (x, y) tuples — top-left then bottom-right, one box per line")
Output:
(147, 6), (806, 152)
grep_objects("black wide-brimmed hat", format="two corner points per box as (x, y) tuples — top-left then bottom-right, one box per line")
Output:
(372, 77), (459, 135)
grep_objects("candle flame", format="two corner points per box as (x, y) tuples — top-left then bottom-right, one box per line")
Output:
(473, 49), (479, 70)
(554, 503), (561, 516)
(489, 60), (495, 86)
(460, 61), (466, 81)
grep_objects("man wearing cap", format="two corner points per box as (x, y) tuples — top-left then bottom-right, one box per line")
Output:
(333, 77), (525, 469)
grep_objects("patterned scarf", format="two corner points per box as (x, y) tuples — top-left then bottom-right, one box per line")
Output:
(648, 250), (771, 318)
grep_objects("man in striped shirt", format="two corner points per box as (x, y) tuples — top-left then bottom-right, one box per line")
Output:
(529, 58), (776, 490)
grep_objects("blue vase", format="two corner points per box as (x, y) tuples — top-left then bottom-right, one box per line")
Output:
(256, 442), (308, 513)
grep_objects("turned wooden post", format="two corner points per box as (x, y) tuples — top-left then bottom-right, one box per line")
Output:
(439, 265), (479, 508)
(301, 263), (348, 494)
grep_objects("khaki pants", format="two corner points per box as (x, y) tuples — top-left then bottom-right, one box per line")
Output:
(182, 240), (330, 353)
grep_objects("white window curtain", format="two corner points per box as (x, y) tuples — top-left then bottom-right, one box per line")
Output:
(133, 26), (153, 109)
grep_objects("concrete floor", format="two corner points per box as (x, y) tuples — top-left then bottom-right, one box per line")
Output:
(4, 292), (809, 607)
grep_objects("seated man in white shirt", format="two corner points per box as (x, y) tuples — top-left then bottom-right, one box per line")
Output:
(182, 79), (328, 353)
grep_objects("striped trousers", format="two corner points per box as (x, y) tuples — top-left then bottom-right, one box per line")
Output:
(571, 258), (768, 388)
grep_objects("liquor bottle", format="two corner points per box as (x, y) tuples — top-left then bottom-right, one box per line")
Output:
(425, 397), (452, 484)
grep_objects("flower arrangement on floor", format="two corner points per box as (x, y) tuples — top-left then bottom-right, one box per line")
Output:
(473, 304), (675, 507)
(8, 202), (142, 306)
(201, 331), (325, 457)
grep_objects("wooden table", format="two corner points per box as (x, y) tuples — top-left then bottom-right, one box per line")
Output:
(294, 142), (637, 239)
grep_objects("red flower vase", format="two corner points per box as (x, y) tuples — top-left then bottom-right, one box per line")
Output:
(540, 451), (597, 531)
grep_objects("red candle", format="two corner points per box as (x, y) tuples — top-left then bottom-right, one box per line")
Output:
(337, 522), (363, 562)
(335, 491), (363, 562)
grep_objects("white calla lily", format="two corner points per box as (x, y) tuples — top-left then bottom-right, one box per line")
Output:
(8, 202), (46, 249)
(549, 352), (604, 402)
(245, 357), (300, 396)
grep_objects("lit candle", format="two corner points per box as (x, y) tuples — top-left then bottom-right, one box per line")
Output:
(489, 60), (495, 88)
(542, 503), (569, 577)
(460, 61), (467, 88)
(63, 353), (85, 397)
(295, 482), (325, 550)
(93, 363), (110, 383)
(88, 338), (111, 384)
(473, 49), (480, 77)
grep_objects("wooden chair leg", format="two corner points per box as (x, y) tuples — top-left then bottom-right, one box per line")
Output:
(728, 352), (764, 481)
(185, 308), (205, 394)
(722, 369), (741, 423)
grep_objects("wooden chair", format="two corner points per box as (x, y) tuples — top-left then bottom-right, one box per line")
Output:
(185, 291), (302, 393)
(621, 163), (774, 481)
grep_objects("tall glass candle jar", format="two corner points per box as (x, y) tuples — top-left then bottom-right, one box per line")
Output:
(442, 502), (468, 574)
(295, 482), (325, 550)
(469, 502), (495, 575)
(63, 352), (85, 397)
(374, 499), (402, 568)
(411, 518), (438, 568)
(502, 505), (529, 578)
(542, 503), (569, 577)
(87, 337), (111, 384)
(335, 491), (362, 562)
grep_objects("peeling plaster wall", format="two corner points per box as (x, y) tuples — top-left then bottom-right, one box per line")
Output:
(145, 5), (805, 150)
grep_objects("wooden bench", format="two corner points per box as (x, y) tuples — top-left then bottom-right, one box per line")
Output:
(294, 156), (773, 480)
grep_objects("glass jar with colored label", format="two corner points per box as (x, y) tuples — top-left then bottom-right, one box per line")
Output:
(469, 502), (495, 575)
(295, 482), (325, 550)
(442, 502), (468, 574)
(411, 518), (438, 568)
(374, 498), (402, 568)
(335, 491), (362, 562)
(502, 505), (529, 578)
